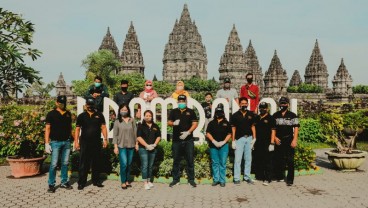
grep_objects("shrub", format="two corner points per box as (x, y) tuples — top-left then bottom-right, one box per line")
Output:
(295, 142), (316, 170)
(287, 83), (323, 93)
(298, 118), (324, 143)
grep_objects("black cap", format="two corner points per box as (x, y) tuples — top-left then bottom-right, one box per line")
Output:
(86, 98), (95, 105)
(56, 95), (67, 104)
(178, 95), (187, 101)
(215, 106), (224, 112)
(259, 102), (268, 109)
(223, 77), (231, 83)
(279, 97), (289, 104)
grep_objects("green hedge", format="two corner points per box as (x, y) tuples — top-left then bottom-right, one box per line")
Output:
(69, 140), (316, 179)
(298, 118), (324, 143)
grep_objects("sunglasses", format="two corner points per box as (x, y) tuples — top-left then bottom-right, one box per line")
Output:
(146, 85), (152, 86)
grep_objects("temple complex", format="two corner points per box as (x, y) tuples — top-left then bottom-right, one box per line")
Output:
(263, 50), (288, 97)
(304, 40), (329, 91)
(289, 70), (303, 87)
(162, 4), (208, 83)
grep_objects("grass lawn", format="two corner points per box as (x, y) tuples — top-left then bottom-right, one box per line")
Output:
(357, 141), (368, 152)
(301, 142), (334, 149)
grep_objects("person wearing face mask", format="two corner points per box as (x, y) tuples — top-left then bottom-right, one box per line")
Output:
(240, 73), (259, 113)
(273, 97), (299, 186)
(253, 102), (276, 186)
(216, 77), (238, 113)
(171, 81), (190, 100)
(112, 104), (137, 189)
(74, 98), (108, 190)
(206, 106), (232, 187)
(136, 80), (159, 119)
(45, 95), (74, 193)
(168, 95), (198, 188)
(114, 80), (134, 106)
(230, 97), (257, 185)
(136, 110), (161, 190)
(85, 76), (109, 112)
(201, 92), (213, 132)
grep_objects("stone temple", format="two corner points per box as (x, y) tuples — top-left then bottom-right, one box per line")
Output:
(162, 4), (208, 83)
(99, 27), (120, 59)
(331, 58), (353, 97)
(304, 40), (329, 91)
(263, 50), (288, 98)
(289, 70), (303, 87)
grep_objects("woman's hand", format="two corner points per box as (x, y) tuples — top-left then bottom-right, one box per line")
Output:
(114, 147), (119, 155)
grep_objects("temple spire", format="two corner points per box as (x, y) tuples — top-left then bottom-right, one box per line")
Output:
(99, 27), (119, 58)
(332, 58), (353, 96)
(289, 70), (303, 87)
(244, 39), (263, 92)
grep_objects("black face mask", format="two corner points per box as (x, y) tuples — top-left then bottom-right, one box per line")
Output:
(280, 106), (288, 112)
(215, 112), (225, 119)
(241, 106), (248, 111)
(87, 106), (95, 112)
(121, 87), (128, 92)
(260, 109), (267, 115)
(246, 78), (253, 84)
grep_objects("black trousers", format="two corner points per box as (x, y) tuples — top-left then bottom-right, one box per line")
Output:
(253, 141), (272, 182)
(273, 136), (295, 183)
(78, 140), (102, 185)
(172, 140), (195, 182)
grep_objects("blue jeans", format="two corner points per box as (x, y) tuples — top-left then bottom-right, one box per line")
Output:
(48, 140), (71, 186)
(118, 148), (134, 183)
(234, 136), (253, 181)
(210, 143), (229, 183)
(138, 147), (157, 181)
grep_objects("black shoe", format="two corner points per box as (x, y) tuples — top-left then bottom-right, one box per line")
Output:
(93, 182), (104, 188)
(60, 182), (73, 190)
(244, 179), (255, 185)
(189, 181), (197, 188)
(169, 181), (179, 187)
(234, 180), (241, 185)
(212, 181), (220, 186)
(220, 183), (226, 187)
(287, 182), (293, 186)
(77, 184), (85, 190)
(47, 185), (56, 193)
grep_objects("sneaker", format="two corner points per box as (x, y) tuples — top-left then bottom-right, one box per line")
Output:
(245, 179), (255, 185)
(144, 183), (150, 190)
(93, 182), (104, 188)
(189, 181), (197, 188)
(276, 179), (284, 182)
(47, 185), (56, 193)
(148, 182), (154, 188)
(234, 180), (241, 185)
(262, 181), (271, 186)
(220, 183), (226, 187)
(60, 182), (73, 190)
(212, 181), (220, 186)
(169, 181), (179, 187)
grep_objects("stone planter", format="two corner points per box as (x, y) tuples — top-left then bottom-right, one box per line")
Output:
(6, 156), (47, 178)
(325, 150), (367, 171)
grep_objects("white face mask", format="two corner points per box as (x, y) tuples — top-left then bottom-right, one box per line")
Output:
(146, 86), (152, 90)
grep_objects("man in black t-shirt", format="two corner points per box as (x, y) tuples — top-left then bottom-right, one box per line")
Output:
(74, 98), (108, 190)
(168, 95), (198, 188)
(230, 97), (257, 185)
(254, 102), (276, 186)
(114, 79), (134, 106)
(273, 97), (299, 186)
(45, 95), (74, 193)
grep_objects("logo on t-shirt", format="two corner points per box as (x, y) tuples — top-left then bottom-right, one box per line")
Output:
(186, 112), (191, 116)
(264, 120), (268, 124)
(248, 116), (252, 120)
(223, 123), (228, 127)
(95, 116), (100, 119)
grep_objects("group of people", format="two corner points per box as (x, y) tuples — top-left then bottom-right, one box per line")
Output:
(44, 73), (299, 193)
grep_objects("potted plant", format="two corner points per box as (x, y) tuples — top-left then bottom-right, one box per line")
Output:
(0, 104), (48, 178)
(323, 111), (368, 171)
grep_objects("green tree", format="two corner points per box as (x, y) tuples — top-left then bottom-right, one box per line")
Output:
(0, 8), (42, 99)
(25, 81), (55, 98)
(81, 49), (122, 87)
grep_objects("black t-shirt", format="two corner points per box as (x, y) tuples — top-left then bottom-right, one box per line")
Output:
(230, 110), (256, 140)
(206, 119), (232, 148)
(76, 111), (106, 141)
(114, 92), (134, 106)
(168, 108), (198, 142)
(201, 102), (212, 119)
(273, 110), (300, 139)
(46, 109), (72, 141)
(137, 122), (161, 148)
(255, 114), (276, 145)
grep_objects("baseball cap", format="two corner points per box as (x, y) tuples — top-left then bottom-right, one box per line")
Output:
(223, 77), (231, 83)
(56, 95), (67, 104)
(178, 95), (187, 101)
(86, 98), (95, 105)
(279, 97), (289, 104)
(259, 102), (268, 109)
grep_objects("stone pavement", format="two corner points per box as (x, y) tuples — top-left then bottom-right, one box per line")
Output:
(1, 148), (367, 208)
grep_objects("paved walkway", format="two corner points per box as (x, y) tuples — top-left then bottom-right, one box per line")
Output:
(1, 148), (367, 208)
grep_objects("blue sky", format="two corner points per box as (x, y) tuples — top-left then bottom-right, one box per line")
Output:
(3, 0), (368, 89)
